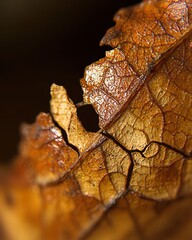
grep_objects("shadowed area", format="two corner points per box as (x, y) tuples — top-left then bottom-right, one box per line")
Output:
(0, 0), (140, 163)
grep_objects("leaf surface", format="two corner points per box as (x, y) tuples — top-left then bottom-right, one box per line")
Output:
(0, 1), (192, 240)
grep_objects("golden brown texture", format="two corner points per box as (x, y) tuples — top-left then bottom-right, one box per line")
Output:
(0, 0), (192, 240)
(81, 0), (192, 127)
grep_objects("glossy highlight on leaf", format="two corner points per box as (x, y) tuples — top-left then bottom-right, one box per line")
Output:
(0, 1), (192, 240)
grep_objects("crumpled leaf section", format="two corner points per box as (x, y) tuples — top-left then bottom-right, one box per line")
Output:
(81, 0), (192, 127)
(107, 31), (192, 156)
(81, 48), (140, 127)
(50, 84), (98, 153)
(9, 113), (78, 186)
(0, 1), (192, 240)
(130, 143), (184, 200)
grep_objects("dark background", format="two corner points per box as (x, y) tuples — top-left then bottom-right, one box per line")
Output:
(0, 0), (140, 163)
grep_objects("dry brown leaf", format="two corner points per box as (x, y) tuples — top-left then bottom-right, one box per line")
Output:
(0, 0), (192, 240)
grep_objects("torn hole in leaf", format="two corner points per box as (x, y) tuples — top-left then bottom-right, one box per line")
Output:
(77, 104), (99, 132)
